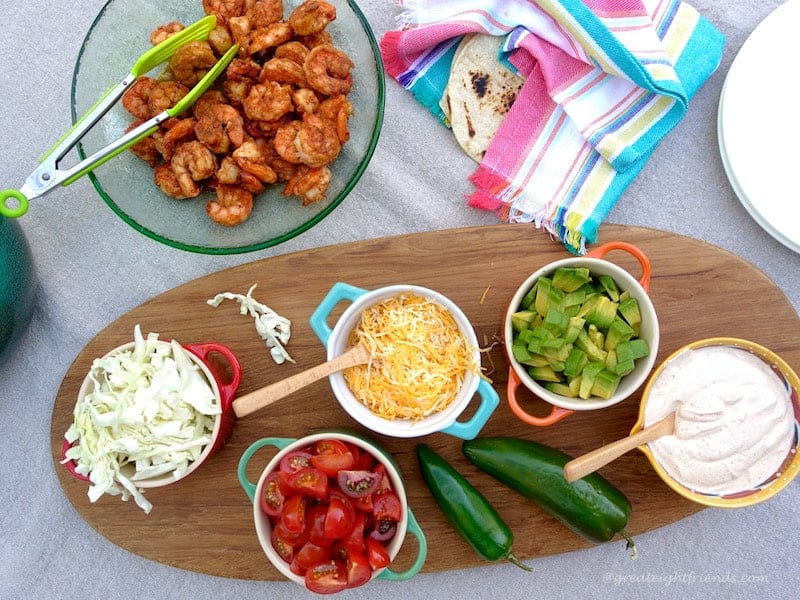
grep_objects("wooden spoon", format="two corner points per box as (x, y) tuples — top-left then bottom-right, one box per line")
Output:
(562, 413), (676, 482)
(232, 344), (371, 418)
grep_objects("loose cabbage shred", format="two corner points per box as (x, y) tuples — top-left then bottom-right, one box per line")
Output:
(63, 325), (220, 514)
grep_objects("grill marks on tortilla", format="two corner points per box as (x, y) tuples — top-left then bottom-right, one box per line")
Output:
(440, 35), (525, 162)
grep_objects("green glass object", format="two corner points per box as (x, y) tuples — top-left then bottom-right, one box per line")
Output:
(0, 216), (36, 357)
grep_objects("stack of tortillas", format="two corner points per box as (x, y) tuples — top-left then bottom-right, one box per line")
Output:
(440, 34), (525, 163)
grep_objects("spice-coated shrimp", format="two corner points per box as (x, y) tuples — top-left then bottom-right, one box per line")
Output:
(296, 112), (340, 167)
(283, 164), (331, 205)
(171, 141), (218, 198)
(195, 104), (245, 154)
(303, 44), (353, 95)
(170, 40), (219, 86)
(288, 0), (336, 36)
(206, 184), (254, 225)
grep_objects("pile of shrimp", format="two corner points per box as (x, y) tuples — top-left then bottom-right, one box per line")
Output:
(121, 0), (355, 226)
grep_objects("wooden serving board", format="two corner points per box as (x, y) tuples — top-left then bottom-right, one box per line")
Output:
(51, 224), (800, 579)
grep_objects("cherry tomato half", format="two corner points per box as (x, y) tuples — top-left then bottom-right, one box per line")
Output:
(305, 504), (334, 549)
(346, 550), (373, 588)
(270, 527), (296, 564)
(337, 470), (380, 498)
(280, 450), (313, 474)
(260, 471), (285, 517)
(372, 490), (402, 522)
(311, 451), (354, 477)
(281, 494), (306, 535)
(365, 537), (391, 570)
(324, 490), (356, 539)
(293, 541), (332, 574)
(368, 519), (397, 542)
(288, 467), (329, 499)
(314, 439), (350, 456)
(305, 560), (347, 595)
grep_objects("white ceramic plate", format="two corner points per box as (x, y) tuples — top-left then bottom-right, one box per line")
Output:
(718, 0), (800, 254)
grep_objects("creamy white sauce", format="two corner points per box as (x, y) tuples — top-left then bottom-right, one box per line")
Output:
(644, 345), (795, 496)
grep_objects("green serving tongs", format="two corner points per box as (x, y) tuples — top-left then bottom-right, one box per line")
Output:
(0, 15), (238, 218)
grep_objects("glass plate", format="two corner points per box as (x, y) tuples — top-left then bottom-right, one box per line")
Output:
(71, 0), (384, 254)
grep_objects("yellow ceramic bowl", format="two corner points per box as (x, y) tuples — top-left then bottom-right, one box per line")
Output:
(635, 338), (800, 508)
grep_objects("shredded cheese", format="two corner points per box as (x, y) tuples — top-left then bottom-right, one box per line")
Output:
(343, 293), (479, 421)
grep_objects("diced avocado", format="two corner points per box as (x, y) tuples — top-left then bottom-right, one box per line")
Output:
(545, 381), (578, 398)
(546, 357), (566, 372)
(581, 295), (618, 329)
(528, 365), (562, 383)
(564, 316), (585, 343)
(619, 289), (630, 302)
(568, 375), (582, 396)
(598, 274), (620, 302)
(517, 328), (537, 345)
(587, 323), (605, 349)
(616, 338), (650, 362)
(520, 282), (538, 310)
(591, 369), (622, 400)
(511, 340), (533, 363)
(563, 347), (588, 378)
(575, 329), (607, 363)
(542, 342), (571, 363)
(552, 267), (592, 292)
(564, 290), (586, 308)
(511, 309), (537, 333)
(618, 297), (642, 336)
(604, 349), (618, 372)
(543, 307), (569, 336)
(615, 358), (635, 376)
(534, 277), (565, 317)
(604, 316), (634, 351)
(520, 354), (550, 368)
(578, 361), (604, 399)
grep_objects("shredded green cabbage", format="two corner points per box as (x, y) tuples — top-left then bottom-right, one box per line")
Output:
(207, 283), (294, 364)
(63, 325), (220, 514)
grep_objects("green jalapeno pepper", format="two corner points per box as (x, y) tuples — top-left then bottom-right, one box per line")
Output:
(462, 437), (637, 558)
(417, 444), (531, 571)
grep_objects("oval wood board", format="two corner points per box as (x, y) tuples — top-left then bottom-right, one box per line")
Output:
(51, 224), (800, 580)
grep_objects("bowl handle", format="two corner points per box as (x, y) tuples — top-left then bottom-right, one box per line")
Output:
(440, 379), (499, 440)
(184, 342), (243, 454)
(237, 437), (296, 502)
(585, 241), (651, 292)
(375, 506), (428, 581)
(309, 282), (367, 346)
(507, 367), (574, 426)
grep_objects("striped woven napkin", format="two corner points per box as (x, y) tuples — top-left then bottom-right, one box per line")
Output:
(380, 0), (725, 253)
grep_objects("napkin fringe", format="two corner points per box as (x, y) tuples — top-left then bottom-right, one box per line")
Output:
(468, 166), (586, 253)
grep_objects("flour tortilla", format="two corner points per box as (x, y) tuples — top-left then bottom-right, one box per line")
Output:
(440, 34), (525, 163)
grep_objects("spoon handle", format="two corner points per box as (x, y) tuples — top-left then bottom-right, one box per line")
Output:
(562, 413), (675, 483)
(232, 344), (371, 418)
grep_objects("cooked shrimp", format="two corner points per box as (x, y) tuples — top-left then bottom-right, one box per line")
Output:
(289, 0), (336, 37)
(162, 117), (198, 159)
(292, 87), (320, 114)
(122, 76), (158, 119)
(243, 81), (293, 122)
(170, 40), (218, 86)
(249, 21), (294, 55)
(206, 184), (254, 225)
(171, 141), (218, 197)
(283, 164), (331, 204)
(260, 57), (307, 86)
(126, 120), (162, 166)
(192, 90), (227, 118)
(297, 29), (333, 49)
(196, 104), (245, 154)
(154, 163), (195, 199)
(296, 112), (340, 167)
(223, 57), (261, 105)
(233, 138), (278, 183)
(203, 0), (246, 24)
(216, 156), (241, 185)
(303, 44), (354, 95)
(148, 81), (190, 115)
(228, 15), (253, 55)
(248, 0), (284, 27)
(208, 24), (235, 55)
(151, 22), (184, 45)
(240, 170), (267, 194)
(274, 40), (310, 66)
(273, 120), (303, 163)
(317, 94), (353, 143)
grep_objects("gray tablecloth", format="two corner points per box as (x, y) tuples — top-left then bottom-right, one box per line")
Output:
(2, 1), (798, 599)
